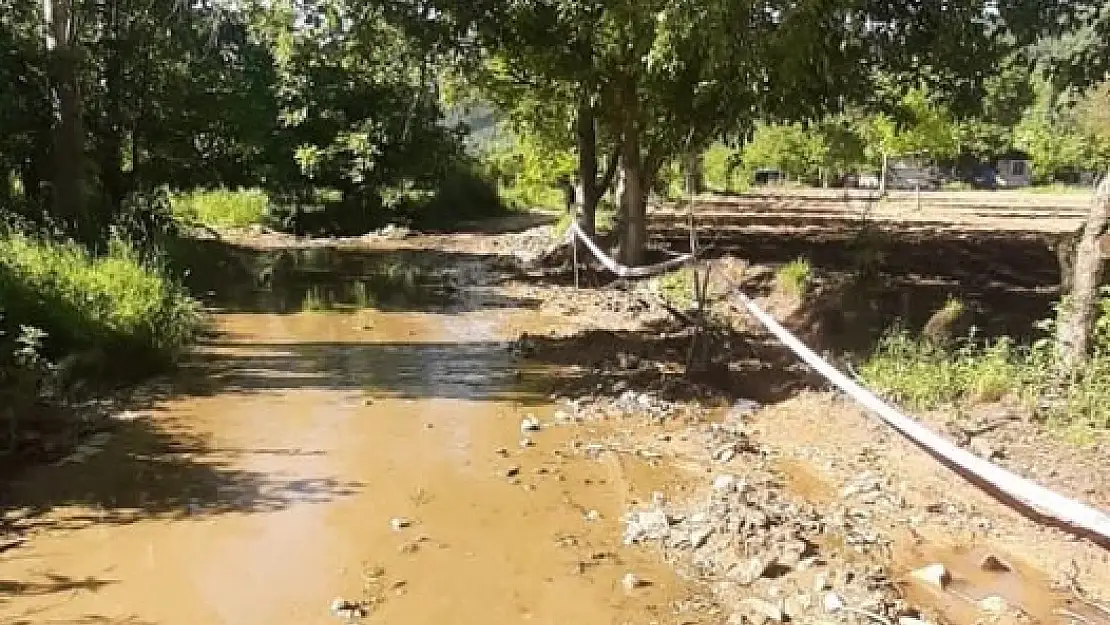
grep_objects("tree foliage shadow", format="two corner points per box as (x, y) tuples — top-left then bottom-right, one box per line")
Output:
(0, 411), (364, 533)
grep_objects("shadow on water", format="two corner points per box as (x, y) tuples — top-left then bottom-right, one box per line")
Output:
(171, 237), (540, 315)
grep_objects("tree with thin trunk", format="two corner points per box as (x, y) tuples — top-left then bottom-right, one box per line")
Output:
(43, 0), (87, 237)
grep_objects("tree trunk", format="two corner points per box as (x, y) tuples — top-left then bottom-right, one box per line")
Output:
(575, 91), (599, 236)
(44, 0), (87, 238)
(617, 129), (647, 267)
(681, 151), (702, 196)
(1056, 169), (1110, 372)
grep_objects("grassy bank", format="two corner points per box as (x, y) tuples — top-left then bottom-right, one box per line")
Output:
(858, 301), (1110, 432)
(0, 232), (204, 398)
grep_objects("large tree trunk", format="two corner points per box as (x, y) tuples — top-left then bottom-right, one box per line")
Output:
(617, 129), (647, 266)
(1056, 169), (1110, 372)
(44, 0), (87, 238)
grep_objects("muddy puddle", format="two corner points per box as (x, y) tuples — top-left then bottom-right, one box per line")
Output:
(0, 247), (710, 625)
(893, 537), (1110, 625)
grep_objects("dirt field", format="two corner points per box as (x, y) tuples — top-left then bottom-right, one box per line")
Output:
(1, 199), (1108, 625)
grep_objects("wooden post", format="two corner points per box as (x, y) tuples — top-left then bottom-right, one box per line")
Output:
(572, 228), (580, 289)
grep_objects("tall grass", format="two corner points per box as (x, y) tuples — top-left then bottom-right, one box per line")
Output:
(860, 296), (1110, 432)
(171, 189), (268, 228)
(775, 258), (812, 297)
(0, 232), (203, 376)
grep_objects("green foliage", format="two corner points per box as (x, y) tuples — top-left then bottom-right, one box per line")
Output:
(171, 190), (269, 229)
(861, 292), (1110, 431)
(738, 123), (830, 184)
(0, 232), (203, 378)
(483, 129), (576, 211)
(656, 268), (697, 310)
(702, 143), (744, 193)
(860, 331), (1028, 410)
(774, 258), (812, 297)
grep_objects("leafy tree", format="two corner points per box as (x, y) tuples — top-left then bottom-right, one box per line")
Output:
(400, 0), (1051, 264)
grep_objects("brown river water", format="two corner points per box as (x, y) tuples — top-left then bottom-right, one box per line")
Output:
(0, 246), (705, 625)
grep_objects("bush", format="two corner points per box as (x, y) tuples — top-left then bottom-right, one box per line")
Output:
(171, 189), (268, 228)
(0, 232), (203, 384)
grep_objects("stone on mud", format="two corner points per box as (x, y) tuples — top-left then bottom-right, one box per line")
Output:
(622, 572), (649, 592)
(623, 509), (672, 545)
(979, 554), (1013, 573)
(910, 563), (951, 589)
(977, 595), (1008, 613)
(713, 474), (738, 492)
(745, 597), (785, 623)
(390, 517), (412, 531)
(520, 416), (542, 433)
(822, 592), (845, 614)
(732, 555), (773, 586)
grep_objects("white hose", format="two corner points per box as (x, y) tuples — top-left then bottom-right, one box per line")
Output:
(565, 223), (1110, 542)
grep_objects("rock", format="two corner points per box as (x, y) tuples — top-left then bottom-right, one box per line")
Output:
(970, 437), (1002, 460)
(727, 399), (761, 420)
(390, 517), (412, 531)
(622, 572), (649, 592)
(504, 466), (521, 478)
(495, 447), (509, 457)
(733, 556), (773, 586)
(330, 598), (366, 619)
(690, 527), (713, 549)
(977, 595), (1007, 613)
(979, 554), (1012, 573)
(822, 592), (845, 614)
(911, 563), (951, 589)
(746, 597), (785, 622)
(520, 416), (542, 433)
(784, 593), (812, 619)
(713, 474), (738, 492)
(519, 437), (535, 448)
(813, 573), (831, 592)
(623, 509), (672, 544)
(584, 509), (601, 522)
(713, 444), (737, 463)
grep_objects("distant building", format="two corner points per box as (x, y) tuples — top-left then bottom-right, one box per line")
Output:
(995, 151), (1033, 188)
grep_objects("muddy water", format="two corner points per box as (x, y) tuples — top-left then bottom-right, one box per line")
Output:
(0, 250), (707, 625)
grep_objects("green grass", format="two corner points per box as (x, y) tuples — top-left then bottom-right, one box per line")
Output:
(774, 258), (812, 297)
(859, 331), (1029, 410)
(860, 315), (1110, 432)
(171, 189), (268, 228)
(0, 232), (204, 379)
(1020, 183), (1096, 195)
(657, 267), (696, 309)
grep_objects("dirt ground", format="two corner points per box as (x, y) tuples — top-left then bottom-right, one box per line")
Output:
(2, 204), (1108, 625)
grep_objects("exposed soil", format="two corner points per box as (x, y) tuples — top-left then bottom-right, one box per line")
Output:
(2, 202), (1109, 625)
